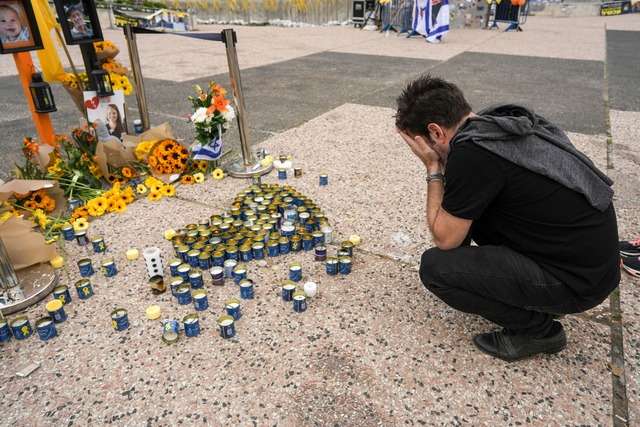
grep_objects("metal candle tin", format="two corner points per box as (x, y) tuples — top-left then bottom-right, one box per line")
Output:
(75, 278), (93, 299)
(150, 275), (166, 294)
(281, 280), (296, 301)
(111, 308), (129, 331)
(170, 276), (184, 296)
(101, 259), (118, 277)
(217, 315), (236, 339)
(53, 285), (71, 305)
(61, 223), (75, 240)
(267, 240), (279, 257)
(341, 241), (354, 258)
(321, 226), (333, 244)
(339, 257), (352, 275)
(252, 242), (265, 260)
(198, 252), (211, 270)
(169, 258), (183, 276)
(91, 236), (106, 253)
(278, 237), (290, 255)
(239, 278), (254, 299)
(35, 317), (57, 341)
(193, 289), (209, 311)
(162, 320), (180, 344)
(326, 257), (338, 275)
(233, 264), (247, 285)
(75, 230), (90, 246)
(278, 168), (287, 180)
(177, 263), (191, 282)
(224, 259), (237, 279)
(188, 270), (204, 289)
(225, 298), (242, 320)
(46, 299), (67, 323)
(289, 262), (302, 282)
(10, 316), (33, 340)
(319, 174), (328, 186)
(314, 245), (327, 261)
(239, 245), (253, 262)
(183, 313), (200, 337)
(312, 231), (324, 246)
(210, 266), (225, 286)
(292, 290), (307, 313)
(176, 284), (192, 305)
(187, 249), (201, 268)
(290, 235), (301, 253)
(212, 251), (225, 267)
(77, 258), (94, 277)
(0, 318), (11, 342)
(302, 234), (314, 251)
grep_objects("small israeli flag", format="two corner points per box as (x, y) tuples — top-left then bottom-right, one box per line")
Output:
(192, 125), (223, 161)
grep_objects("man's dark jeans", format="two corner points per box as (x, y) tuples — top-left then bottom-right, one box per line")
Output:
(420, 245), (600, 337)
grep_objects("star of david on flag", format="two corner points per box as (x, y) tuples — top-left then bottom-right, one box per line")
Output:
(192, 124), (223, 161)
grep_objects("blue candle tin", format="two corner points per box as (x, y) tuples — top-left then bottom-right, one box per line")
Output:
(75, 278), (93, 299)
(111, 308), (129, 331)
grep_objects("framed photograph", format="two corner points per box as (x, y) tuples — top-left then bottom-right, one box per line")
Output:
(53, 0), (103, 45)
(0, 0), (43, 54)
(83, 90), (128, 141)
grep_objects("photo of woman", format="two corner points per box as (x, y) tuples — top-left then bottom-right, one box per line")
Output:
(106, 104), (125, 139)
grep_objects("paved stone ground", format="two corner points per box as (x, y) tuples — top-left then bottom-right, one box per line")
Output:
(0, 14), (638, 426)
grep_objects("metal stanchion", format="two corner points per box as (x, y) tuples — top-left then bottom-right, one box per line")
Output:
(221, 29), (273, 178)
(124, 24), (151, 132)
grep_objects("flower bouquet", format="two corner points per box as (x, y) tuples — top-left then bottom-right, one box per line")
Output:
(187, 82), (235, 164)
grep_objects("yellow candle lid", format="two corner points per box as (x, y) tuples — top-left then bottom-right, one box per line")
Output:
(146, 305), (161, 320)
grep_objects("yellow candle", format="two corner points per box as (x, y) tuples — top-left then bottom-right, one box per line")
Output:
(50, 256), (65, 269)
(349, 234), (361, 246)
(146, 305), (161, 320)
(126, 249), (139, 260)
(164, 229), (176, 240)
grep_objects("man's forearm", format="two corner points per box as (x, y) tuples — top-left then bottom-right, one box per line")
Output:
(426, 179), (445, 238)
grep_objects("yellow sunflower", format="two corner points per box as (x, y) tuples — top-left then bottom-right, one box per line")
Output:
(212, 169), (224, 180)
(137, 184), (148, 194)
(72, 217), (89, 231)
(113, 199), (127, 213)
(148, 191), (162, 201)
(161, 185), (175, 197)
(181, 175), (195, 185)
(193, 172), (205, 183)
(122, 187), (135, 203)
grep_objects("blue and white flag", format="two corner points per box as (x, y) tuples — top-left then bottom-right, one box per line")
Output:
(412, 0), (449, 43)
(426, 0), (449, 43)
(192, 124), (223, 161)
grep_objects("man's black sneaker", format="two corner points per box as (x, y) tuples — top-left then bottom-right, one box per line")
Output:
(621, 256), (640, 277)
(473, 323), (567, 362)
(620, 237), (640, 257)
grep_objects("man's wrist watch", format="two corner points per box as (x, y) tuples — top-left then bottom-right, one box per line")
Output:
(426, 172), (445, 183)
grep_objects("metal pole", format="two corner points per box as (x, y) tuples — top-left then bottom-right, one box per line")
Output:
(222, 28), (272, 178)
(124, 24), (151, 132)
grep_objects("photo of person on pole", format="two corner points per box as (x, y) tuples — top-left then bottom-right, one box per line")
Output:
(0, 0), (42, 54)
(53, 0), (103, 45)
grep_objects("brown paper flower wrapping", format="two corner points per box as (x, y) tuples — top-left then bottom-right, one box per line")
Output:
(0, 180), (66, 217)
(63, 85), (86, 114)
(95, 46), (120, 62)
(0, 216), (55, 271)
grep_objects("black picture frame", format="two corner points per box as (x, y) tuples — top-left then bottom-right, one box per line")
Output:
(53, 0), (103, 45)
(0, 0), (44, 54)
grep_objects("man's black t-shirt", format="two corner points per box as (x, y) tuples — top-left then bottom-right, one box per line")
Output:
(442, 140), (620, 303)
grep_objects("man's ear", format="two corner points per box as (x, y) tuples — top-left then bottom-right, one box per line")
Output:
(427, 123), (444, 144)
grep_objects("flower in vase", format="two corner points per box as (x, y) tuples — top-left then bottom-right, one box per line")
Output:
(187, 81), (234, 154)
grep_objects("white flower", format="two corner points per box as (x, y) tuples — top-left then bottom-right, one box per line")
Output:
(191, 107), (209, 124)
(222, 106), (236, 123)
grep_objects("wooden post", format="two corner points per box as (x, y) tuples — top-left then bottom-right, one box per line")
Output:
(12, 51), (55, 145)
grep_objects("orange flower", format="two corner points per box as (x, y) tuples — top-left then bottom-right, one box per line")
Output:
(213, 95), (230, 112)
(181, 175), (195, 185)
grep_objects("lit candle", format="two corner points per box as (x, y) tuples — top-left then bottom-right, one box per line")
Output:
(146, 305), (161, 320)
(126, 249), (140, 260)
(303, 281), (317, 298)
(50, 256), (65, 269)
